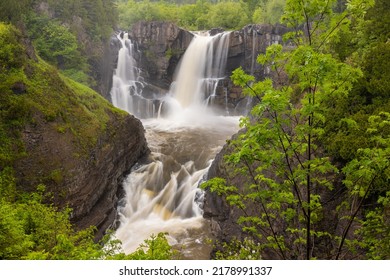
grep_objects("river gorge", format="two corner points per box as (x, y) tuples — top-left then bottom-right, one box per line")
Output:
(109, 31), (241, 258)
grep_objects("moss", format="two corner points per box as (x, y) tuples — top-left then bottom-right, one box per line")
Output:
(0, 23), (26, 70)
(0, 22), (130, 194)
(50, 169), (63, 185)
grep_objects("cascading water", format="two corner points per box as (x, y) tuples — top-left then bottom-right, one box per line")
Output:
(110, 33), (155, 118)
(166, 32), (231, 115)
(111, 31), (239, 259)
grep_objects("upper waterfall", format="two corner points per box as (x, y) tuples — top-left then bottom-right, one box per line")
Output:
(170, 32), (231, 110)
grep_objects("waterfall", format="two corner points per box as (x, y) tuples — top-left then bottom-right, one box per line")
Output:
(111, 30), (239, 259)
(168, 32), (231, 112)
(110, 33), (155, 118)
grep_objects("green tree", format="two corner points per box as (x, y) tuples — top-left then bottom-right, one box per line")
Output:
(338, 112), (390, 259)
(25, 16), (90, 85)
(207, 1), (251, 30)
(202, 0), (380, 259)
(263, 0), (286, 24)
(0, 185), (176, 259)
(0, 0), (33, 23)
(108, 232), (177, 260)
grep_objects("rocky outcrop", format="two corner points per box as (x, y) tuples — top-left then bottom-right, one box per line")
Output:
(16, 110), (148, 239)
(202, 133), (247, 256)
(227, 24), (289, 77)
(105, 22), (194, 101)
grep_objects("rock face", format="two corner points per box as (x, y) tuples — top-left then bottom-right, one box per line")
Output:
(16, 111), (148, 239)
(129, 21), (194, 91)
(211, 24), (290, 113)
(202, 133), (248, 256)
(104, 21), (194, 101)
(227, 24), (288, 76)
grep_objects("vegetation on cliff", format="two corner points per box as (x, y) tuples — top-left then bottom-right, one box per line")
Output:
(1, 0), (117, 88)
(202, 0), (390, 259)
(0, 22), (104, 259)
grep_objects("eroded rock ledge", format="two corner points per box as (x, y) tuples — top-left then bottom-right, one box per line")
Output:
(16, 111), (148, 239)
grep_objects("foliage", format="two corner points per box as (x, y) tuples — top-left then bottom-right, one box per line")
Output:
(116, 0), (287, 30)
(0, 0), (118, 88)
(0, 185), (175, 259)
(0, 185), (97, 260)
(339, 112), (390, 259)
(107, 233), (177, 260)
(207, 2), (251, 29)
(39, 0), (118, 41)
(213, 237), (263, 260)
(202, 0), (390, 260)
(0, 23), (26, 70)
(25, 16), (90, 85)
(0, 0), (33, 23)
(323, 0), (390, 162)
(261, 0), (286, 24)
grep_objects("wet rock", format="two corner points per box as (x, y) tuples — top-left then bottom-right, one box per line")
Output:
(129, 21), (194, 90)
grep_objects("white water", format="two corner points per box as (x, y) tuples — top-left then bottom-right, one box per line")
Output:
(115, 116), (239, 258)
(110, 33), (155, 119)
(167, 32), (231, 114)
(111, 32), (239, 259)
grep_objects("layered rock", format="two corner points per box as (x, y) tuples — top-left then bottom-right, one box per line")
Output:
(17, 112), (148, 239)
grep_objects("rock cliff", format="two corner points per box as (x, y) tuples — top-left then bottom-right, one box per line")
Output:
(215, 24), (289, 113)
(1, 24), (148, 239)
(130, 21), (194, 91)
(202, 133), (248, 256)
(18, 111), (148, 239)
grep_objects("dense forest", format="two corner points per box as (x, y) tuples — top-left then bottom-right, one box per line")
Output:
(117, 0), (286, 30)
(1, 0), (389, 259)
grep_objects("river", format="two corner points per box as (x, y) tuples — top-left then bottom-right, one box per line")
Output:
(110, 31), (240, 259)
